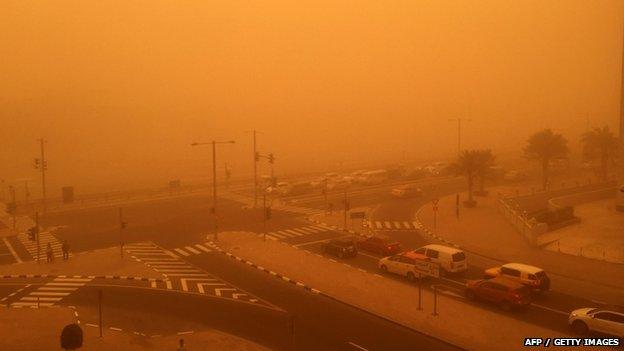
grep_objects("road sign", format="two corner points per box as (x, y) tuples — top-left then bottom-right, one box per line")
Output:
(350, 211), (365, 219)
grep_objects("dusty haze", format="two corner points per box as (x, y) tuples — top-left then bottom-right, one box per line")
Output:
(2, 0), (623, 195)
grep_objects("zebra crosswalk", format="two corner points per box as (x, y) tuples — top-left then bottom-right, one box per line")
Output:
(11, 277), (92, 308)
(365, 220), (422, 231)
(261, 224), (335, 241)
(17, 231), (70, 261)
(124, 242), (262, 305)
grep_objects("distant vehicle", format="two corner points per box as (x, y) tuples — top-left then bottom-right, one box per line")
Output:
(484, 263), (550, 292)
(422, 165), (440, 176)
(360, 170), (388, 185)
(356, 235), (401, 256)
(503, 170), (528, 182)
(465, 276), (532, 311)
(320, 239), (357, 258)
(391, 184), (423, 198)
(404, 167), (430, 180)
(568, 307), (624, 337)
(378, 252), (439, 280)
(412, 244), (467, 275)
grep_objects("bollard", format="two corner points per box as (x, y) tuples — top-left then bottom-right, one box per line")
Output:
(432, 285), (438, 316)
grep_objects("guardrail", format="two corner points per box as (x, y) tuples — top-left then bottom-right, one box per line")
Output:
(496, 177), (617, 247)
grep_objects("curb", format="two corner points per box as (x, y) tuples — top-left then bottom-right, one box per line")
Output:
(0, 274), (164, 282)
(414, 207), (463, 249)
(206, 240), (467, 351)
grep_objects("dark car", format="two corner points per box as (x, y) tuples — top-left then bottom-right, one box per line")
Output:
(321, 239), (357, 258)
(465, 276), (532, 311)
(356, 236), (401, 256)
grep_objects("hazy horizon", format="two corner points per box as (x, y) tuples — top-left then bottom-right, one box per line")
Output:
(2, 0), (623, 195)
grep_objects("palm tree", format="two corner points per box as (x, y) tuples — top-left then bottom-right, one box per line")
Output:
(474, 149), (496, 195)
(524, 129), (569, 190)
(450, 150), (482, 206)
(581, 126), (619, 181)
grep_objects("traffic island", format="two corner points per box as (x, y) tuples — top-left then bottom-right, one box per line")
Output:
(0, 246), (164, 279)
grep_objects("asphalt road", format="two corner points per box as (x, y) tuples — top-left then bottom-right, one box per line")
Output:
(3, 177), (617, 349)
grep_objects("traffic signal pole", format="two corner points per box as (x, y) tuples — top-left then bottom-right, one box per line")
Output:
(39, 138), (47, 213)
(35, 212), (40, 263)
(10, 186), (16, 230)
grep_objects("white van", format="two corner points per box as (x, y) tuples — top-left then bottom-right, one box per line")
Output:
(413, 244), (467, 275)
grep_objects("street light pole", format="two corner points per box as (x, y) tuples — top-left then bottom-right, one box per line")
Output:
(253, 130), (258, 208)
(191, 140), (235, 241)
(448, 118), (471, 157)
(212, 141), (218, 240)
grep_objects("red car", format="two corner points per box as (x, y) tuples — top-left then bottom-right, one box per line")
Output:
(465, 276), (532, 311)
(356, 235), (402, 256)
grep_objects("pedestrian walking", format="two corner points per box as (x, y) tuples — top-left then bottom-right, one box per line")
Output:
(62, 240), (70, 260)
(46, 243), (54, 263)
(177, 338), (187, 351)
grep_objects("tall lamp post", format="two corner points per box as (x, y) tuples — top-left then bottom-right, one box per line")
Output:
(191, 140), (235, 240)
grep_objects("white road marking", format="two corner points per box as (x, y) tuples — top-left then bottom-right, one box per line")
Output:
(174, 248), (190, 257)
(375, 221), (382, 229)
(393, 221), (401, 229)
(215, 288), (236, 297)
(293, 235), (354, 248)
(348, 341), (369, 351)
(2, 237), (22, 263)
(533, 303), (569, 316)
(284, 229), (304, 237)
(195, 244), (211, 253)
(384, 221), (392, 229)
(403, 221), (411, 229)
(185, 246), (201, 254)
(269, 232), (287, 239)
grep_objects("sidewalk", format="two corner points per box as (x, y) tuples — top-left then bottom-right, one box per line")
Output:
(0, 306), (269, 351)
(416, 188), (624, 305)
(215, 231), (595, 351)
(0, 246), (163, 279)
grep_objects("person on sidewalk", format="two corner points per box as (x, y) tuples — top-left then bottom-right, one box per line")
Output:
(46, 243), (54, 263)
(177, 338), (187, 351)
(62, 240), (70, 260)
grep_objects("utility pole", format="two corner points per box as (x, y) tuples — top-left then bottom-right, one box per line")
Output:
(253, 130), (258, 208)
(263, 192), (266, 241)
(35, 138), (48, 213)
(343, 189), (349, 231)
(212, 141), (218, 240)
(35, 211), (40, 263)
(118, 208), (125, 258)
(9, 186), (16, 230)
(618, 21), (624, 212)
(448, 118), (471, 157)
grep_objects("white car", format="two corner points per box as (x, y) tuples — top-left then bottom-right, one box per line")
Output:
(378, 252), (438, 280)
(412, 244), (467, 275)
(568, 307), (624, 337)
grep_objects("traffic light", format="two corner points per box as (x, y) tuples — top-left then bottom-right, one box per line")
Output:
(120, 221), (127, 229)
(34, 158), (40, 169)
(268, 153), (275, 164)
(254, 152), (260, 162)
(27, 226), (38, 241)
(265, 206), (272, 219)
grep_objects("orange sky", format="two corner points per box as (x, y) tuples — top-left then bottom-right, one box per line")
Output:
(1, 0), (623, 194)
